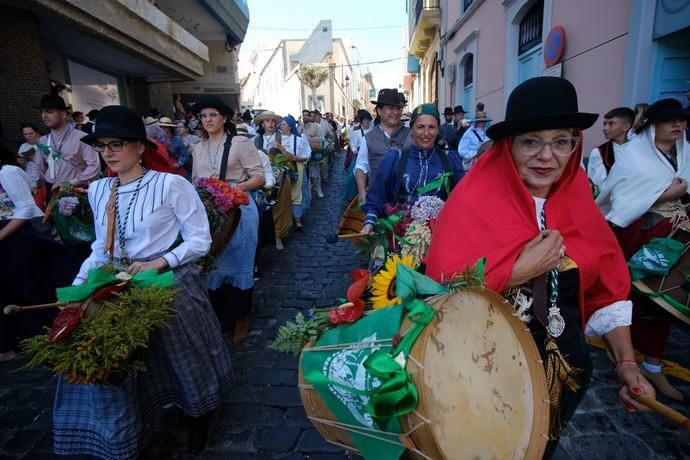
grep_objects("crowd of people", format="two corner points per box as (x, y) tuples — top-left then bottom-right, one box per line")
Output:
(0, 79), (689, 459)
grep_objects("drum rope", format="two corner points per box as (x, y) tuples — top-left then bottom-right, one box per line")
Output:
(308, 416), (435, 460)
(302, 338), (394, 352)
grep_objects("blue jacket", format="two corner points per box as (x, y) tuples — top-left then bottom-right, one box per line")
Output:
(363, 144), (464, 225)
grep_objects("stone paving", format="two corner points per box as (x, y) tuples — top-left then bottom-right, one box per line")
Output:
(1, 153), (690, 459)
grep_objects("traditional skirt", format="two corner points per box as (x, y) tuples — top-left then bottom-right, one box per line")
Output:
(207, 199), (259, 291)
(272, 171), (293, 239)
(292, 162), (311, 219)
(340, 160), (359, 203)
(53, 263), (233, 460)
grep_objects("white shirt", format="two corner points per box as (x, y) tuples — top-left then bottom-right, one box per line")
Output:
(587, 143), (624, 190)
(260, 133), (277, 152)
(0, 165), (43, 220)
(458, 126), (489, 164)
(532, 196), (632, 337)
(74, 171), (211, 284)
(349, 125), (371, 155)
(280, 134), (312, 161)
(257, 150), (276, 189)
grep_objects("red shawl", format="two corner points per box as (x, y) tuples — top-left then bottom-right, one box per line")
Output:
(106, 142), (174, 176)
(424, 136), (630, 326)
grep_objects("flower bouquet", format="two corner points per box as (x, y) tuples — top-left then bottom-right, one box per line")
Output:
(270, 153), (298, 183)
(49, 184), (95, 245)
(195, 176), (250, 271)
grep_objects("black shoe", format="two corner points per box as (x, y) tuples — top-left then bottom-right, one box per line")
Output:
(187, 412), (211, 454)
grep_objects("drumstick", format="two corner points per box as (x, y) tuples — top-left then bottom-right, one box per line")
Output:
(631, 387), (690, 434)
(3, 302), (66, 315)
(337, 233), (366, 240)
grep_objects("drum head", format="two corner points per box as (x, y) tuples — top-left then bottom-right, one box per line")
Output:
(404, 289), (549, 459)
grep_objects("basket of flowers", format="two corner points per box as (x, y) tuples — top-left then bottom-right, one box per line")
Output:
(195, 176), (250, 271)
(21, 266), (176, 386)
(48, 184), (95, 245)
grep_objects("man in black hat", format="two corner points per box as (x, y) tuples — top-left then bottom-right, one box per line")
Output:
(354, 88), (412, 203)
(82, 109), (99, 134)
(439, 107), (457, 149)
(35, 95), (100, 191)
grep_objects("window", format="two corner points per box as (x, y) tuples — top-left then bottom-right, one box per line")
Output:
(463, 0), (474, 12)
(463, 54), (474, 87)
(518, 1), (543, 55)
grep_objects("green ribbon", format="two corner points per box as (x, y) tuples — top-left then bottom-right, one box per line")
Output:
(376, 212), (412, 246)
(416, 171), (453, 196)
(57, 268), (174, 303)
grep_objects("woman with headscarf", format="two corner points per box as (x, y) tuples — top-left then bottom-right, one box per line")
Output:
(425, 77), (655, 458)
(276, 115), (312, 229)
(596, 98), (690, 401)
(191, 96), (265, 344)
(360, 104), (464, 234)
(52, 105), (232, 458)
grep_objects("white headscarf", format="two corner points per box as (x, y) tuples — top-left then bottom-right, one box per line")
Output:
(596, 123), (690, 228)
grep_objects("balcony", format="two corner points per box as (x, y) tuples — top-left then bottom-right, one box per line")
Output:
(409, 0), (441, 58)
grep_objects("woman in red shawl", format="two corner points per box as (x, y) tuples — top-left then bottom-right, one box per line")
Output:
(425, 77), (654, 458)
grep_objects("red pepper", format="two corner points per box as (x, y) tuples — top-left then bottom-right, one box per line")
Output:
(329, 298), (365, 325)
(92, 281), (129, 301)
(48, 307), (83, 343)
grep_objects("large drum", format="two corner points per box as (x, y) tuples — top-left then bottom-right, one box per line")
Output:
(632, 221), (690, 327)
(299, 288), (550, 459)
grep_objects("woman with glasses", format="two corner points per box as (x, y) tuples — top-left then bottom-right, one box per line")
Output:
(53, 105), (232, 458)
(596, 98), (690, 401)
(191, 96), (265, 344)
(425, 77), (655, 459)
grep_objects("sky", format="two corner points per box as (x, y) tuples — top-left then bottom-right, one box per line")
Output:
(238, 0), (409, 91)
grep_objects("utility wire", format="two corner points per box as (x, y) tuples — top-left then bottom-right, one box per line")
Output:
(248, 24), (405, 31)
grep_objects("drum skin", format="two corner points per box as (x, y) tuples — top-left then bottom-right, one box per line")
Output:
(299, 288), (549, 459)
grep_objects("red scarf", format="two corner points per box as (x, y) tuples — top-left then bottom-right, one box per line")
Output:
(424, 136), (630, 326)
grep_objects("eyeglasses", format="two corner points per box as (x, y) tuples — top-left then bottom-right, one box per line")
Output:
(514, 136), (580, 157)
(92, 140), (133, 152)
(199, 112), (221, 119)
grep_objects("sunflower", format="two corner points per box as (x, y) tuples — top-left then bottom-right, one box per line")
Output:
(371, 255), (417, 309)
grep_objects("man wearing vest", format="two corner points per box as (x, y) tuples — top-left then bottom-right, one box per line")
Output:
(458, 109), (491, 171)
(35, 95), (100, 191)
(354, 89), (412, 203)
(587, 107), (635, 192)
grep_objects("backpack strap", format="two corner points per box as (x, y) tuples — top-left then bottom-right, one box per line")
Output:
(218, 133), (234, 181)
(392, 148), (410, 204)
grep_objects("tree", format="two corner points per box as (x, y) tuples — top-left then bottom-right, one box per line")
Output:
(298, 64), (329, 111)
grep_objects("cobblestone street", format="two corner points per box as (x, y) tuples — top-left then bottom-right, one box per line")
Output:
(1, 154), (690, 459)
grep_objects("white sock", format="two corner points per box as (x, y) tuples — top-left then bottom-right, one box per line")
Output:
(641, 360), (662, 374)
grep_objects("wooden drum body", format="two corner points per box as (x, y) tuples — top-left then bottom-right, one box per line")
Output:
(299, 288), (549, 459)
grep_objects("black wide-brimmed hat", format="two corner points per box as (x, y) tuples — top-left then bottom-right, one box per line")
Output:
(81, 105), (151, 145)
(371, 88), (405, 107)
(443, 107), (453, 116)
(645, 98), (690, 124)
(34, 94), (70, 110)
(453, 105), (466, 114)
(486, 76), (599, 140)
(356, 109), (372, 121)
(191, 95), (234, 117)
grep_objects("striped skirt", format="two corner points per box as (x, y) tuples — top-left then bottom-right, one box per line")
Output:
(53, 263), (233, 460)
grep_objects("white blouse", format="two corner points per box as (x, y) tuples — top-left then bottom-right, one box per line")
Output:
(74, 171), (211, 284)
(532, 196), (632, 337)
(0, 165), (43, 220)
(280, 134), (311, 160)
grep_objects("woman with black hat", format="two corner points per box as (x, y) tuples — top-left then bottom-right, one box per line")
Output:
(425, 77), (655, 458)
(191, 95), (265, 344)
(52, 105), (232, 458)
(360, 103), (464, 234)
(596, 97), (690, 401)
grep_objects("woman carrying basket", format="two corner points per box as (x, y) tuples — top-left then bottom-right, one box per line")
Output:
(425, 77), (655, 458)
(53, 105), (233, 458)
(191, 96), (265, 344)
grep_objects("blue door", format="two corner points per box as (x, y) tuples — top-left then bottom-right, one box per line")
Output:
(518, 46), (543, 84)
(651, 27), (690, 103)
(463, 83), (474, 119)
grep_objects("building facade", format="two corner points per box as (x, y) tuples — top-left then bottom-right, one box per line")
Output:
(241, 20), (369, 119)
(407, 0), (690, 152)
(0, 0), (248, 144)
